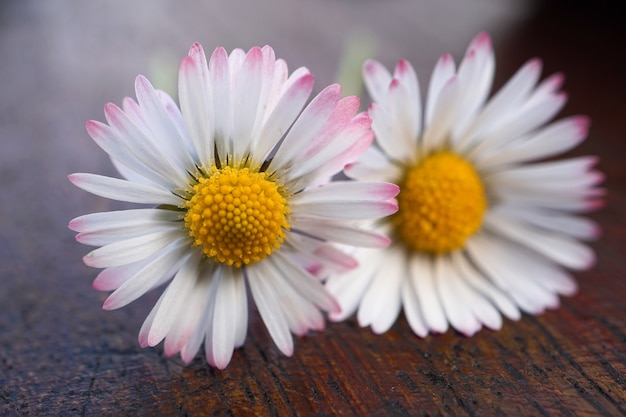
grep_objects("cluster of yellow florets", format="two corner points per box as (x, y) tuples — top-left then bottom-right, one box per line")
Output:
(184, 166), (290, 268)
(393, 151), (487, 254)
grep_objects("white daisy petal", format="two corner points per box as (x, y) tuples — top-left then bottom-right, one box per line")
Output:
(271, 84), (342, 171)
(363, 59), (393, 106)
(86, 120), (172, 187)
(484, 211), (595, 270)
(175, 262), (216, 362)
(434, 255), (481, 336)
(422, 76), (461, 155)
(209, 267), (242, 369)
(265, 266), (325, 335)
(271, 252), (340, 313)
(369, 101), (412, 165)
(179, 42), (214, 164)
(294, 199), (398, 220)
(286, 113), (372, 184)
(393, 59), (421, 140)
(83, 231), (185, 268)
(145, 251), (202, 347)
(409, 254), (448, 333)
(253, 70), (314, 166)
(466, 234), (560, 314)
(247, 262), (294, 356)
(291, 181), (399, 205)
(134, 75), (195, 173)
(425, 53), (456, 127)
(493, 205), (599, 241)
(401, 277), (429, 337)
(478, 116), (590, 168)
(69, 173), (180, 206)
(357, 248), (404, 333)
(461, 58), (542, 148)
(326, 249), (381, 322)
(102, 240), (190, 310)
(444, 255), (502, 331)
(231, 47), (264, 162)
(451, 32), (494, 143)
(292, 215), (390, 248)
(103, 103), (187, 186)
(451, 250), (521, 321)
(208, 46), (231, 162)
(69, 208), (180, 233)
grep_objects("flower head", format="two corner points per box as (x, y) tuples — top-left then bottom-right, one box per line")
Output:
(326, 32), (603, 337)
(69, 43), (398, 368)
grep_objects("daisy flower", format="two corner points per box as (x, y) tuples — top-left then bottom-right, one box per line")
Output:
(326, 32), (603, 337)
(69, 43), (399, 368)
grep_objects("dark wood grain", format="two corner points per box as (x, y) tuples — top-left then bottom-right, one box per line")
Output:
(1, 1), (625, 416)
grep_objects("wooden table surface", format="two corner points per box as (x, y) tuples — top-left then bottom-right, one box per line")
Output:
(1, 1), (625, 415)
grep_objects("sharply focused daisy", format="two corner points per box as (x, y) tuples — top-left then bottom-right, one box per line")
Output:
(326, 32), (603, 337)
(69, 43), (399, 368)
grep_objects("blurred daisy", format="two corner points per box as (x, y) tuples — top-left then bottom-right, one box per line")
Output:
(69, 43), (398, 368)
(326, 32), (603, 337)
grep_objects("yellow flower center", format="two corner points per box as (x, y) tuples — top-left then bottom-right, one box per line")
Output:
(393, 151), (487, 254)
(184, 166), (290, 267)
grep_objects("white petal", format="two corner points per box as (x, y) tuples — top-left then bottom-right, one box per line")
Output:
(465, 233), (560, 314)
(468, 92), (567, 158)
(208, 47), (232, 163)
(492, 205), (599, 241)
(369, 101), (415, 165)
(145, 251), (202, 347)
(247, 261), (294, 356)
(293, 199), (397, 220)
(325, 249), (381, 322)
(401, 278), (428, 337)
(421, 76), (461, 155)
(393, 59), (421, 141)
(271, 252), (340, 313)
(477, 116), (589, 168)
(179, 43), (214, 165)
(363, 59), (393, 106)
(134, 76), (194, 173)
(102, 240), (191, 310)
(252, 70), (314, 166)
(357, 247), (405, 333)
(434, 255), (481, 336)
(83, 230), (185, 268)
(292, 215), (390, 248)
(232, 268), (248, 348)
(231, 47), (264, 162)
(176, 262), (218, 362)
(92, 255), (157, 292)
(425, 53), (456, 127)
(265, 266), (324, 335)
(74, 214), (180, 247)
(291, 181), (399, 205)
(285, 113), (372, 186)
(460, 59), (542, 148)
(209, 267), (242, 369)
(69, 173), (180, 206)
(271, 84), (342, 170)
(86, 119), (173, 188)
(484, 211), (595, 270)
(69, 208), (179, 233)
(452, 32), (495, 144)
(409, 253), (448, 333)
(451, 251), (520, 321)
(445, 254), (503, 331)
(102, 103), (187, 187)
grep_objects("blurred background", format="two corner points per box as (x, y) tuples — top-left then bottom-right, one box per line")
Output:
(1, 0), (625, 414)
